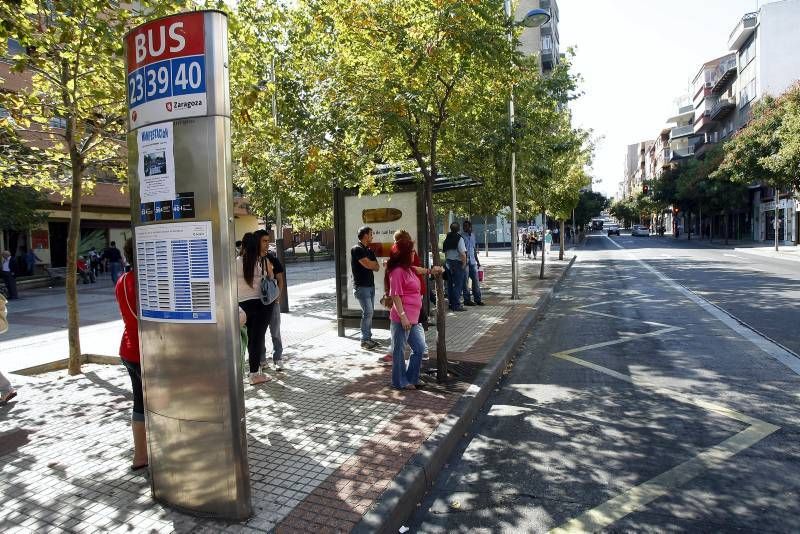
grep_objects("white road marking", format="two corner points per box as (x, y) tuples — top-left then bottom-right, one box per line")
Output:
(547, 247), (781, 533)
(604, 235), (800, 376)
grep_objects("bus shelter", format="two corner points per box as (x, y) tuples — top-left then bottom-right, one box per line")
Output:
(333, 172), (480, 337)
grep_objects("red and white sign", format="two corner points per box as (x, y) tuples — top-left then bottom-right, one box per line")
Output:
(126, 12), (208, 129)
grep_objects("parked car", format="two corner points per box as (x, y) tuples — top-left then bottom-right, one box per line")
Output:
(285, 241), (328, 255)
(606, 224), (620, 236)
(632, 225), (650, 237)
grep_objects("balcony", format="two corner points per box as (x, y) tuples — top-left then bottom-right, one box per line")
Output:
(710, 97), (735, 120)
(670, 124), (694, 140)
(667, 104), (695, 123)
(728, 12), (757, 51)
(669, 145), (695, 161)
(694, 112), (716, 134)
(711, 56), (737, 94)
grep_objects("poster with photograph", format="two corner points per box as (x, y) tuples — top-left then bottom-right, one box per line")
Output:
(343, 191), (417, 312)
(137, 122), (177, 204)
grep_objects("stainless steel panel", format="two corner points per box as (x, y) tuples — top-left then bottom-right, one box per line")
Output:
(125, 10), (249, 519)
(204, 11), (230, 119)
(148, 411), (249, 518)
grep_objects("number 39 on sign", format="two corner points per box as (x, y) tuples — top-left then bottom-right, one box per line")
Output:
(128, 57), (206, 107)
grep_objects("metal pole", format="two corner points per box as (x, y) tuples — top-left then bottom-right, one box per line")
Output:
(271, 56), (289, 312)
(505, 0), (518, 300)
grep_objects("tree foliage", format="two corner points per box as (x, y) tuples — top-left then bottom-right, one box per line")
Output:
(0, 0), (182, 374)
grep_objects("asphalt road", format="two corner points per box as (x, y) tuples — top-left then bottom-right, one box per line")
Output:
(410, 233), (800, 533)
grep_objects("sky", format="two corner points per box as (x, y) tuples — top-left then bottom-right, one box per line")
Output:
(559, 0), (771, 199)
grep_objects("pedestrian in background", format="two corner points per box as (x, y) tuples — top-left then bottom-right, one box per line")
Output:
(531, 231), (539, 260)
(114, 238), (147, 471)
(0, 293), (17, 405)
(460, 221), (483, 306)
(237, 229), (276, 385)
(260, 232), (285, 372)
(386, 231), (442, 390)
(544, 230), (553, 256)
(1, 251), (18, 300)
(24, 248), (41, 276)
(351, 226), (380, 349)
(103, 241), (124, 285)
(443, 222), (466, 312)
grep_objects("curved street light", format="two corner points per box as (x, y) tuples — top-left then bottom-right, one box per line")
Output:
(504, 3), (551, 300)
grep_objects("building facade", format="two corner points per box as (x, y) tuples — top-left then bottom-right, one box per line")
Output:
(517, 0), (561, 74)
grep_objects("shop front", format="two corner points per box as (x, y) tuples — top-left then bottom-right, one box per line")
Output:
(760, 198), (797, 245)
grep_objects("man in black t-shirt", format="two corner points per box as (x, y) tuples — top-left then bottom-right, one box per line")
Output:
(351, 226), (380, 349)
(102, 241), (124, 285)
(261, 251), (286, 371)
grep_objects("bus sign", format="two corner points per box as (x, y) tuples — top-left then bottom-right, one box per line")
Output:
(126, 12), (207, 128)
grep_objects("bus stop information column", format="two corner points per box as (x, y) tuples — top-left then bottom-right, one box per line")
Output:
(125, 11), (251, 520)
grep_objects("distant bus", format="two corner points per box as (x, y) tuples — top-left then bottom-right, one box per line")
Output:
(591, 218), (604, 230)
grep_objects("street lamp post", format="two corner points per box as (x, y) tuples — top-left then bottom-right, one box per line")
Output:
(504, 1), (551, 300)
(269, 56), (289, 313)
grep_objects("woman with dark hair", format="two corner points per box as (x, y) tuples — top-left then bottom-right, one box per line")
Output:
(114, 238), (147, 471)
(236, 229), (276, 385)
(386, 230), (442, 390)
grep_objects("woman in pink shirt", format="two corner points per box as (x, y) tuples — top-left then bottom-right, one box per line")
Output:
(386, 231), (442, 389)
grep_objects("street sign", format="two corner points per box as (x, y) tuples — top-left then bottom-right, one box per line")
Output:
(126, 12), (207, 128)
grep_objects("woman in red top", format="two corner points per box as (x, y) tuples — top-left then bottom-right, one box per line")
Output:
(115, 238), (147, 471)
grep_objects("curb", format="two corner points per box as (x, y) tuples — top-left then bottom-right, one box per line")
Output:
(353, 255), (577, 534)
(13, 354), (120, 376)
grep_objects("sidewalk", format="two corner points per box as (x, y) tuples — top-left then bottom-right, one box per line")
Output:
(0, 250), (575, 533)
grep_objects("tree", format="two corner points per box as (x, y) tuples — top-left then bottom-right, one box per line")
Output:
(714, 84), (800, 250)
(310, 0), (515, 382)
(0, 186), (48, 232)
(0, 0), (180, 374)
(573, 190), (609, 232)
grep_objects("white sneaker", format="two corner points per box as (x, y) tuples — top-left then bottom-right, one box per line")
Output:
(274, 361), (284, 372)
(249, 372), (269, 385)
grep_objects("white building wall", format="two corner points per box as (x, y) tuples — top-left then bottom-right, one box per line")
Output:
(758, 0), (800, 98)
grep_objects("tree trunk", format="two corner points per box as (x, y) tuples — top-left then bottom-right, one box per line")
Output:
(424, 176), (447, 382)
(558, 219), (565, 261)
(67, 165), (83, 375)
(724, 210), (729, 245)
(539, 209), (546, 280)
(775, 206), (780, 252)
(687, 211), (692, 241)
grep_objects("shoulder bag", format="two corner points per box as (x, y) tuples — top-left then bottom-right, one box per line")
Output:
(259, 257), (279, 305)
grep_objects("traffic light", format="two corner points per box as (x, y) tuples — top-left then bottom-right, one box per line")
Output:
(673, 206), (679, 214)
(643, 184), (649, 194)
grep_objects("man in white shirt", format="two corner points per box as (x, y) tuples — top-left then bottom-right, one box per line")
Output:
(1, 251), (19, 300)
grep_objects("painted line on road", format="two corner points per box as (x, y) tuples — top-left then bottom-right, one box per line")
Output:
(604, 235), (800, 376)
(548, 252), (781, 533)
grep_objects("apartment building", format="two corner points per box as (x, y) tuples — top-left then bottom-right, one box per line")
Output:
(517, 0), (561, 73)
(725, 1), (800, 244)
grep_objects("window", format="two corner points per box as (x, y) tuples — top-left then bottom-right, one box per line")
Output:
(49, 116), (67, 129)
(5, 38), (25, 58)
(739, 78), (756, 109)
(739, 35), (756, 68)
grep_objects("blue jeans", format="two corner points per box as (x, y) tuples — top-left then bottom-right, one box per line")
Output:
(109, 261), (123, 285)
(354, 285), (375, 342)
(446, 260), (465, 310)
(390, 322), (425, 388)
(260, 304), (283, 365)
(462, 263), (482, 303)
